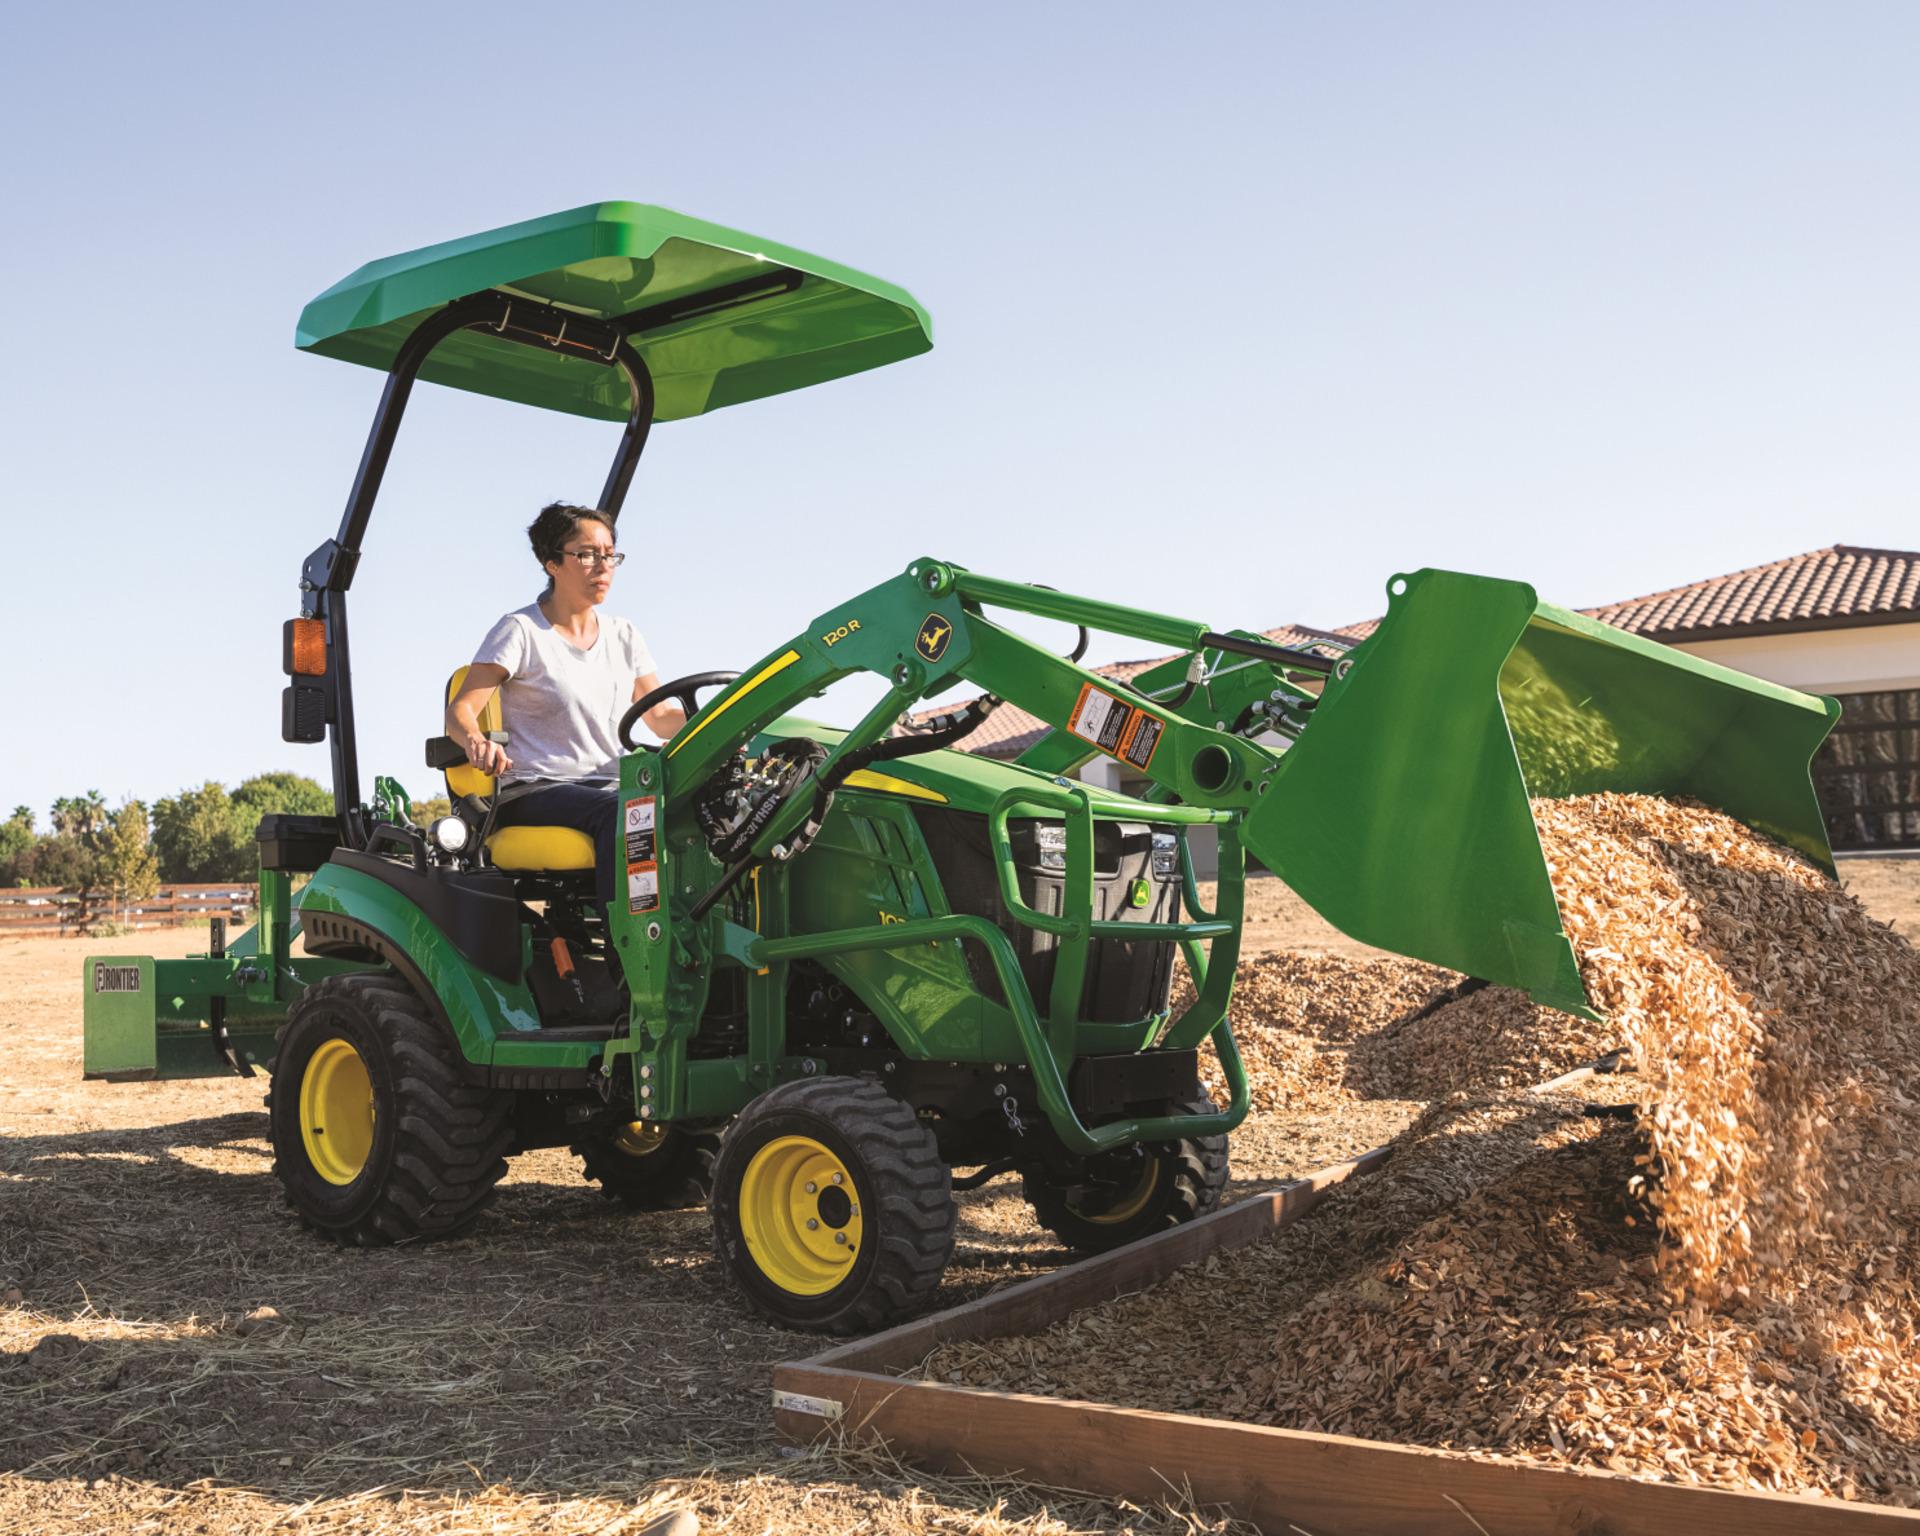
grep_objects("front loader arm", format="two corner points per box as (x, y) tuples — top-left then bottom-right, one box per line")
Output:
(661, 556), (1330, 835)
(1012, 627), (1335, 781)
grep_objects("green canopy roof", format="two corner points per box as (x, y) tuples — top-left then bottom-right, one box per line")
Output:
(296, 202), (933, 422)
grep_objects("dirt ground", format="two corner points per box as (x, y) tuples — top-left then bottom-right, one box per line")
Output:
(2, 855), (1913, 1534)
(0, 929), (1406, 1535)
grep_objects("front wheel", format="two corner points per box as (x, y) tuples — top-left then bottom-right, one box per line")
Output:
(1022, 1097), (1230, 1254)
(710, 1077), (954, 1333)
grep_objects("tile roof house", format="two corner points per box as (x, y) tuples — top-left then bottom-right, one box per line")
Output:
(914, 545), (1920, 850)
(1585, 545), (1920, 641)
(1585, 546), (1919, 851)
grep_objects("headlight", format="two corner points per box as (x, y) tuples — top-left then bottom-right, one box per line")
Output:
(1033, 822), (1067, 872)
(1151, 831), (1179, 878)
(429, 816), (471, 853)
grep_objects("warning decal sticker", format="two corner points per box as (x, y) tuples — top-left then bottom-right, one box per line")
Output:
(1120, 711), (1163, 770)
(1067, 684), (1131, 754)
(627, 866), (659, 913)
(623, 796), (656, 865)
(625, 796), (659, 913)
(1067, 683), (1165, 770)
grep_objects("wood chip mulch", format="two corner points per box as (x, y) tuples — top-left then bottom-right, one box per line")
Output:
(1182, 940), (1624, 1113)
(922, 794), (1920, 1507)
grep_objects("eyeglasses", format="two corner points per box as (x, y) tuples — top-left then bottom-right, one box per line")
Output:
(562, 549), (626, 569)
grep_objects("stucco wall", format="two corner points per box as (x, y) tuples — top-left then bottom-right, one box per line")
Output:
(1672, 621), (1920, 694)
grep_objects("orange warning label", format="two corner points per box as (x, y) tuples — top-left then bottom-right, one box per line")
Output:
(1067, 683), (1163, 771)
(624, 796), (659, 914)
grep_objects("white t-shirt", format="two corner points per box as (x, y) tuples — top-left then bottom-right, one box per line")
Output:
(471, 601), (658, 785)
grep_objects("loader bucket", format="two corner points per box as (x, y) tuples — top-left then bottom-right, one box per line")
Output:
(1242, 568), (1841, 1018)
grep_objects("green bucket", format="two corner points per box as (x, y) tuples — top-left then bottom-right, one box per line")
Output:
(1242, 569), (1841, 1018)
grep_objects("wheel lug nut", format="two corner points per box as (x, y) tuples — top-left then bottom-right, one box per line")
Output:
(831, 1173), (844, 1185)
(806, 1218), (819, 1230)
(834, 1232), (847, 1245)
(804, 1181), (817, 1193)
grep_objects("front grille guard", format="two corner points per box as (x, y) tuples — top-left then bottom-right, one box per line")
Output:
(751, 781), (1249, 1155)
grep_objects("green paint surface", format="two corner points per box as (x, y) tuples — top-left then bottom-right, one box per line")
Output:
(298, 202), (932, 421)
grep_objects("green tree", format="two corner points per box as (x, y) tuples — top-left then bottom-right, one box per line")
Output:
(152, 772), (332, 883)
(51, 791), (108, 840)
(0, 806), (34, 886)
(232, 771), (332, 826)
(152, 782), (245, 883)
(411, 795), (453, 825)
(99, 800), (160, 901)
(21, 832), (93, 891)
(23, 792), (112, 894)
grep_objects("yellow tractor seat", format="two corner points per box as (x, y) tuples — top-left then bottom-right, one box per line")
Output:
(444, 668), (596, 873)
(487, 824), (596, 871)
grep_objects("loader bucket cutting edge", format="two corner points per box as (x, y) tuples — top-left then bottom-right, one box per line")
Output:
(1242, 568), (1841, 1020)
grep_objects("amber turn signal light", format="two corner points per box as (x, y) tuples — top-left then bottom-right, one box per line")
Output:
(283, 618), (327, 677)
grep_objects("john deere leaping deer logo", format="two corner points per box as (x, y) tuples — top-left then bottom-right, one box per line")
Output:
(915, 613), (954, 663)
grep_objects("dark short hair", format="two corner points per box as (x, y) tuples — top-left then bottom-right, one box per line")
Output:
(528, 502), (615, 592)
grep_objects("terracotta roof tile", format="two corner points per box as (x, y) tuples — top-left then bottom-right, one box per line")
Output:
(909, 700), (1054, 758)
(1582, 545), (1920, 639)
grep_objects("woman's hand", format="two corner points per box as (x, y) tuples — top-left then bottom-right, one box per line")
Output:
(631, 672), (689, 741)
(466, 732), (512, 777)
(448, 665), (512, 777)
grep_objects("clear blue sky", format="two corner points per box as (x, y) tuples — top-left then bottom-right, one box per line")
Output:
(4, 2), (1918, 820)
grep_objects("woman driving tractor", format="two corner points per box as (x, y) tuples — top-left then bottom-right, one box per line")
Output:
(447, 502), (687, 908)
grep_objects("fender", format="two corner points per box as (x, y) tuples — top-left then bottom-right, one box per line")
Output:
(299, 861), (541, 1067)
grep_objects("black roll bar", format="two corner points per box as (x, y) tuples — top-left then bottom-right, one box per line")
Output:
(298, 291), (655, 847)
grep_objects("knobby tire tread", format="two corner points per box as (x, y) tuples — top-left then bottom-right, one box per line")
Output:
(713, 1075), (954, 1335)
(271, 972), (511, 1247)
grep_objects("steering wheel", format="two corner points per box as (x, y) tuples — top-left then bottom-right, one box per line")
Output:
(619, 670), (740, 751)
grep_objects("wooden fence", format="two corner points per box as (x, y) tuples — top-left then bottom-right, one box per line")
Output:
(0, 883), (257, 935)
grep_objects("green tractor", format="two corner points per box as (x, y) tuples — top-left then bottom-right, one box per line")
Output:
(82, 203), (1843, 1332)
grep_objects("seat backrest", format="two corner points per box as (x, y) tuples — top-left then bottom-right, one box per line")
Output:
(445, 666), (503, 801)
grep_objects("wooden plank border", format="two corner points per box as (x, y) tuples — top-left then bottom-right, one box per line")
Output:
(774, 1148), (1918, 1535)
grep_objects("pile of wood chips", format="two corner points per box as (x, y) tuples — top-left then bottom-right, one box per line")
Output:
(1180, 946), (1620, 1112)
(925, 794), (1920, 1504)
(1174, 951), (1455, 1111)
(1343, 980), (1619, 1099)
(1534, 793), (1920, 1304)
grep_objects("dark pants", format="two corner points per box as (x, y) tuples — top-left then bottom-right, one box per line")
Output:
(493, 782), (622, 908)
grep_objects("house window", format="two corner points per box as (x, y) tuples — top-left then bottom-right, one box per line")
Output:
(1813, 688), (1920, 850)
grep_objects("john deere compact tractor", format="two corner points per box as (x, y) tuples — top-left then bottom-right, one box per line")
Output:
(83, 203), (1843, 1332)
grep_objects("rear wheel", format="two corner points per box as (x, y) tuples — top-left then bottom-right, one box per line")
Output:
(710, 1077), (953, 1333)
(269, 973), (511, 1245)
(1023, 1097), (1230, 1254)
(574, 1121), (720, 1210)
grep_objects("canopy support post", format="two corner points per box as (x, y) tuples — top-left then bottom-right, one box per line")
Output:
(296, 293), (654, 848)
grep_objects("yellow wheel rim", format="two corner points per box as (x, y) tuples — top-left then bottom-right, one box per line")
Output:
(738, 1135), (863, 1297)
(300, 1037), (375, 1186)
(613, 1121), (668, 1157)
(1075, 1157), (1161, 1226)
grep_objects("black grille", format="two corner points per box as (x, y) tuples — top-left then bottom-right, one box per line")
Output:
(911, 807), (1180, 1024)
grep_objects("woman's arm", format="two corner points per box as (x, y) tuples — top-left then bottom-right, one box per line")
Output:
(447, 664), (514, 776)
(632, 672), (688, 741)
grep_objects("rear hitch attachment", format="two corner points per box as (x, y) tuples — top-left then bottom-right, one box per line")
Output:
(207, 918), (255, 1078)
